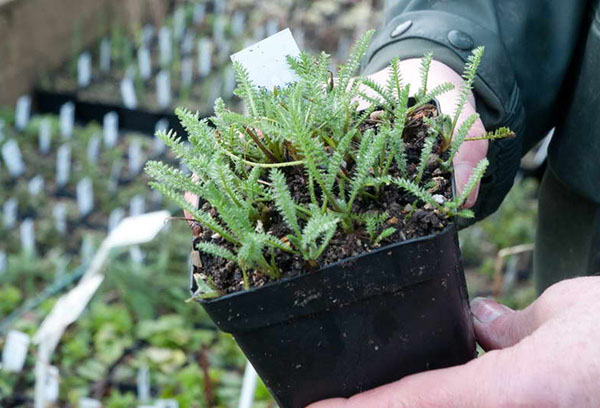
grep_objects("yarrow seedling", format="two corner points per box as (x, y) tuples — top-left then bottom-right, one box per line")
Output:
(145, 31), (514, 296)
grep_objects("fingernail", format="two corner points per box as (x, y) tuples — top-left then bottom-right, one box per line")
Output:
(470, 297), (507, 323)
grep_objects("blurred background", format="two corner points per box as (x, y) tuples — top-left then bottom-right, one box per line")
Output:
(0, 0), (542, 406)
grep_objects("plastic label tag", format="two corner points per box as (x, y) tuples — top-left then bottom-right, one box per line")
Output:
(100, 38), (111, 72)
(213, 16), (226, 46)
(230, 28), (300, 89)
(44, 365), (60, 402)
(265, 19), (280, 37)
(130, 246), (145, 265)
(28, 175), (44, 196)
(55, 144), (71, 188)
(103, 112), (119, 147)
(128, 139), (144, 175)
(20, 218), (36, 254)
(155, 399), (179, 408)
(87, 134), (101, 164)
(181, 32), (195, 55)
(137, 364), (150, 402)
(120, 77), (138, 110)
(78, 53), (92, 87)
(142, 25), (154, 46)
(3, 198), (18, 228)
(153, 119), (168, 155)
(1, 139), (26, 177)
(108, 207), (125, 232)
(0, 250), (6, 274)
(173, 7), (186, 40)
(130, 194), (146, 216)
(76, 178), (94, 217)
(53, 203), (67, 234)
(38, 118), (52, 154)
(1, 330), (30, 372)
(80, 235), (94, 265)
(197, 38), (212, 77)
(181, 57), (194, 87)
(156, 70), (171, 109)
(231, 11), (245, 37)
(15, 95), (31, 131)
(159, 26), (172, 66)
(60, 102), (75, 140)
(79, 397), (102, 408)
(138, 47), (152, 80)
(193, 3), (205, 24)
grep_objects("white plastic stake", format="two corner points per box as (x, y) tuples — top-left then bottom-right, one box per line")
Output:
(44, 365), (60, 403)
(28, 175), (44, 196)
(156, 70), (171, 109)
(214, 0), (226, 15)
(103, 111), (119, 148)
(155, 399), (179, 408)
(78, 52), (92, 87)
(76, 178), (94, 217)
(238, 362), (258, 408)
(173, 7), (186, 40)
(106, 211), (169, 249)
(138, 47), (152, 80)
(136, 363), (151, 400)
(87, 134), (101, 164)
(80, 235), (94, 265)
(129, 245), (144, 265)
(55, 144), (71, 188)
(181, 57), (194, 87)
(159, 26), (172, 66)
(193, 3), (206, 24)
(224, 65), (236, 97)
(79, 397), (102, 408)
(60, 102), (75, 140)
(142, 24), (154, 46)
(153, 119), (168, 154)
(1, 330), (30, 372)
(15, 95), (31, 131)
(121, 77), (138, 110)
(129, 194), (145, 217)
(213, 15), (226, 46)
(231, 11), (246, 37)
(100, 38), (111, 72)
(53, 203), (67, 234)
(128, 139), (144, 175)
(197, 38), (212, 77)
(3, 198), (18, 228)
(108, 208), (125, 232)
(181, 32), (195, 55)
(108, 161), (122, 193)
(0, 250), (6, 275)
(38, 118), (52, 154)
(230, 28), (301, 89)
(1, 139), (26, 177)
(265, 19), (280, 37)
(20, 218), (36, 254)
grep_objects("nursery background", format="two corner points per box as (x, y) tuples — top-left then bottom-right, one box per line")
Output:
(0, 0), (544, 406)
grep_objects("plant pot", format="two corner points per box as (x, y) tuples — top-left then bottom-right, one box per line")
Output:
(193, 224), (476, 408)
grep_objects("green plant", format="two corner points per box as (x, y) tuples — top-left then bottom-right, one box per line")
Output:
(146, 31), (512, 296)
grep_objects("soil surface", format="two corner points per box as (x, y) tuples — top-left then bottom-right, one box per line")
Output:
(192, 104), (453, 294)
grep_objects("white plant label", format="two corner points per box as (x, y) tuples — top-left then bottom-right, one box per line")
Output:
(214, 0), (226, 14)
(100, 38), (111, 72)
(79, 398), (102, 408)
(129, 245), (144, 265)
(56, 144), (71, 188)
(108, 207), (125, 232)
(0, 250), (6, 275)
(142, 24), (154, 46)
(15, 95), (31, 131)
(28, 175), (44, 197)
(173, 7), (186, 40)
(218, 40), (231, 64)
(197, 38), (212, 77)
(137, 364), (150, 402)
(0, 119), (4, 141)
(159, 26), (172, 66)
(1, 330), (30, 372)
(230, 28), (301, 89)
(153, 119), (168, 154)
(53, 203), (67, 234)
(213, 16), (226, 46)
(155, 399), (179, 408)
(181, 57), (194, 87)
(231, 11), (246, 37)
(78, 52), (92, 87)
(138, 47), (152, 80)
(1, 139), (26, 177)
(151, 189), (163, 205)
(103, 111), (119, 148)
(130, 194), (145, 216)
(38, 117), (52, 154)
(224, 65), (236, 97)
(3, 198), (18, 228)
(80, 235), (94, 265)
(181, 32), (195, 55)
(76, 178), (94, 218)
(44, 365), (60, 403)
(193, 3), (206, 24)
(128, 139), (144, 175)
(120, 77), (138, 110)
(87, 134), (101, 164)
(266, 19), (280, 37)
(156, 70), (171, 109)
(108, 161), (122, 192)
(20, 218), (36, 254)
(60, 102), (75, 140)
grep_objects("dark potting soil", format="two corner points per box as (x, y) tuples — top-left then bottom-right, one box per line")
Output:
(192, 104), (453, 294)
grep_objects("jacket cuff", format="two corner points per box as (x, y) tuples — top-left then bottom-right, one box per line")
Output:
(362, 10), (526, 223)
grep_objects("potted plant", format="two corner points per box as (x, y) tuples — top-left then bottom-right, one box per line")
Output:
(145, 31), (513, 408)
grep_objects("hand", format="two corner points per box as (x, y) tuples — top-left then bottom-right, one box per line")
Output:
(308, 277), (600, 408)
(358, 60), (488, 208)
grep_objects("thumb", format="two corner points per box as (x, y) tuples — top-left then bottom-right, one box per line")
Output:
(471, 297), (537, 351)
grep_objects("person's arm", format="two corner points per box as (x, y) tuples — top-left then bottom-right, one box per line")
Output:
(309, 277), (600, 408)
(361, 1), (589, 221)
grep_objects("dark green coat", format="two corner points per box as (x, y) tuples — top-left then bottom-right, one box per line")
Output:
(363, 1), (600, 219)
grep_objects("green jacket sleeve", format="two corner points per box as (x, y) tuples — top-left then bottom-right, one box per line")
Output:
(362, 1), (589, 221)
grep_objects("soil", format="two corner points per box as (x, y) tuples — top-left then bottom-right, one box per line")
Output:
(192, 104), (453, 294)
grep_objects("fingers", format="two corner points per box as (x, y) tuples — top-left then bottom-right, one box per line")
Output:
(307, 355), (500, 408)
(471, 297), (538, 351)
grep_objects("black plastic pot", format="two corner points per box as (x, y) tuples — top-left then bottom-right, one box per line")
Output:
(195, 224), (476, 408)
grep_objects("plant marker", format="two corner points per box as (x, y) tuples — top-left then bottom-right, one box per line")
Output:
(80, 235), (94, 265)
(265, 19), (279, 37)
(214, 0), (226, 15)
(78, 52), (92, 87)
(108, 160), (122, 193)
(53, 203), (67, 234)
(193, 3), (206, 24)
(197, 38), (212, 77)
(181, 32), (195, 55)
(153, 119), (168, 155)
(38, 117), (52, 154)
(142, 24), (154, 46)
(108, 207), (125, 232)
(103, 111), (119, 147)
(20, 218), (36, 254)
(130, 194), (145, 216)
(1, 330), (30, 372)
(1, 139), (26, 177)
(15, 95), (31, 131)
(3, 198), (18, 228)
(159, 26), (172, 66)
(128, 138), (144, 175)
(138, 46), (152, 80)
(33, 211), (170, 408)
(213, 15), (226, 46)
(87, 133), (101, 164)
(79, 397), (102, 408)
(60, 102), (75, 139)
(0, 250), (6, 275)
(129, 245), (144, 265)
(28, 175), (44, 196)
(155, 399), (179, 408)
(224, 65), (236, 97)
(156, 70), (172, 109)
(231, 11), (246, 37)
(230, 28), (301, 89)
(238, 362), (258, 408)
(173, 7), (186, 40)
(181, 57), (194, 87)
(121, 77), (138, 109)
(76, 178), (94, 218)
(137, 363), (150, 402)
(100, 38), (111, 72)
(56, 144), (71, 188)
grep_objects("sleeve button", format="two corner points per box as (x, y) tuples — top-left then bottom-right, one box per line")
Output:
(390, 20), (413, 38)
(448, 30), (474, 50)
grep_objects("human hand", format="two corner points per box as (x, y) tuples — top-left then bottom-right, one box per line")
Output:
(308, 277), (600, 408)
(359, 59), (487, 208)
